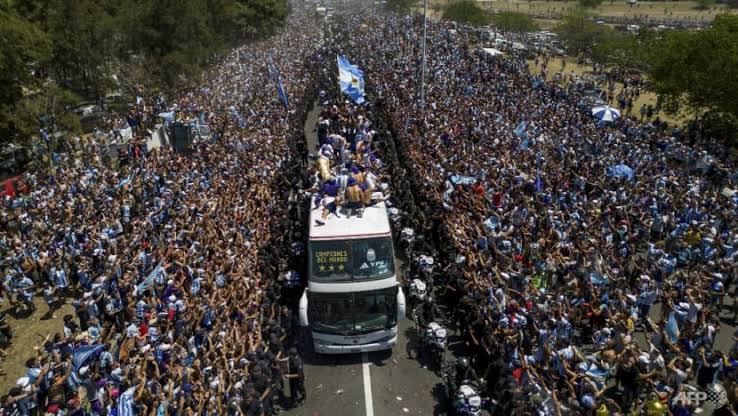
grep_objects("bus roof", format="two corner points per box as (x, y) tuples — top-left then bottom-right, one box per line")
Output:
(309, 201), (391, 241)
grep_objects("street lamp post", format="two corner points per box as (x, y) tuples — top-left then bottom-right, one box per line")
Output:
(420, 0), (427, 109)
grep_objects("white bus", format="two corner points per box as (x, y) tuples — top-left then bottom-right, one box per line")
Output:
(298, 201), (405, 354)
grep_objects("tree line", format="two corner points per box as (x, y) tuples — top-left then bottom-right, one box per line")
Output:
(0, 0), (287, 142)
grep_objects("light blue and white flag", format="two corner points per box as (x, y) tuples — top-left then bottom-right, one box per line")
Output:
(514, 121), (528, 140)
(157, 111), (175, 124)
(118, 387), (136, 416)
(665, 311), (680, 344)
(269, 63), (289, 109)
(73, 344), (104, 371)
(337, 55), (366, 105)
(134, 260), (164, 296)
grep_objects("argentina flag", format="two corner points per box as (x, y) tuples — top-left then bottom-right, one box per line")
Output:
(337, 55), (366, 104)
(268, 61), (289, 109)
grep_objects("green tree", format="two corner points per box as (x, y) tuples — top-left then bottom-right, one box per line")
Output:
(118, 0), (221, 88)
(231, 0), (288, 39)
(591, 30), (643, 70)
(578, 0), (603, 9)
(41, 0), (118, 95)
(554, 9), (610, 55)
(646, 14), (738, 122)
(694, 0), (716, 10)
(0, 7), (52, 140)
(9, 84), (81, 139)
(443, 0), (491, 26)
(1, 0), (290, 143)
(385, 0), (417, 13)
(491, 11), (539, 32)
(118, 0), (287, 89)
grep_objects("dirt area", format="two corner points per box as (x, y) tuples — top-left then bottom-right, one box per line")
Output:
(532, 18), (561, 30)
(525, 56), (690, 126)
(423, 1), (736, 28)
(0, 298), (74, 392)
(461, 0), (734, 21)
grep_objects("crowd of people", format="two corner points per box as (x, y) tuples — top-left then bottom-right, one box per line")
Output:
(337, 11), (738, 416)
(0, 3), (331, 415)
(2, 1), (738, 415)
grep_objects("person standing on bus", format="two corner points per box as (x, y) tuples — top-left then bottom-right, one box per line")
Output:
(345, 177), (364, 218)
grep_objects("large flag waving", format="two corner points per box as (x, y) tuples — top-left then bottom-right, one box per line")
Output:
(268, 61), (289, 109)
(337, 55), (366, 104)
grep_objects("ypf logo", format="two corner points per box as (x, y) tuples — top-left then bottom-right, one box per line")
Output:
(674, 390), (708, 406)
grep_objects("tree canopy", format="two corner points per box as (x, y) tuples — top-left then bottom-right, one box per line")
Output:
(646, 14), (738, 121)
(491, 11), (539, 33)
(577, 0), (604, 9)
(443, 0), (491, 26)
(0, 0), (288, 142)
(385, 0), (417, 13)
(554, 9), (609, 55)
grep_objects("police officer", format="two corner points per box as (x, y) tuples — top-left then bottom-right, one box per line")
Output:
(285, 347), (305, 407)
(449, 357), (480, 394)
(241, 384), (264, 416)
(417, 297), (446, 328)
(249, 363), (272, 415)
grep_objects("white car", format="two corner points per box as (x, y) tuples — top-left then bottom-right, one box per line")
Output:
(73, 105), (102, 117)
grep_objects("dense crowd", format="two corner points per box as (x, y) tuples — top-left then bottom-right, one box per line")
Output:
(3, 2), (738, 416)
(339, 12), (738, 416)
(0, 4), (328, 415)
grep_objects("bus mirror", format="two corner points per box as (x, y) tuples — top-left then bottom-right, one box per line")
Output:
(298, 290), (309, 327)
(397, 286), (406, 320)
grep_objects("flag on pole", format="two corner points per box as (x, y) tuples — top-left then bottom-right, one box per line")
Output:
(337, 55), (366, 105)
(514, 121), (528, 140)
(268, 60), (289, 109)
(157, 111), (175, 124)
(73, 344), (104, 371)
(40, 129), (50, 144)
(134, 260), (164, 296)
(277, 79), (289, 109)
(665, 311), (680, 344)
(535, 152), (543, 192)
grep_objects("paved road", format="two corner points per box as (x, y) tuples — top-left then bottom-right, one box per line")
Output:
(282, 318), (446, 416)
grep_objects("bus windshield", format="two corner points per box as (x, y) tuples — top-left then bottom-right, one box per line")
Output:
(309, 237), (395, 282)
(309, 287), (398, 336)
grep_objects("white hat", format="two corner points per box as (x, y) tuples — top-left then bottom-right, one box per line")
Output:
(16, 376), (30, 388)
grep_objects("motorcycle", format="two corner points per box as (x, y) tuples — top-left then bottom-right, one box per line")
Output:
(441, 361), (489, 416)
(421, 321), (448, 368)
(416, 254), (435, 275)
(408, 278), (428, 311)
(409, 304), (448, 369)
(452, 382), (487, 416)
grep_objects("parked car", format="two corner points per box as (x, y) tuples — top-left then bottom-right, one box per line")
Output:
(0, 144), (31, 176)
(73, 104), (103, 117)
